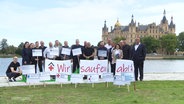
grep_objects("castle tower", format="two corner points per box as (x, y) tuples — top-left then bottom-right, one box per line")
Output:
(169, 16), (175, 34)
(129, 14), (136, 32)
(102, 20), (109, 42)
(160, 10), (169, 32)
(114, 19), (121, 38)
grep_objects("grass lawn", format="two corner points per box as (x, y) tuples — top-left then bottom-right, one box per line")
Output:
(0, 81), (184, 104)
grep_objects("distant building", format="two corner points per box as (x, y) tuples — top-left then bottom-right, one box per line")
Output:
(102, 10), (175, 45)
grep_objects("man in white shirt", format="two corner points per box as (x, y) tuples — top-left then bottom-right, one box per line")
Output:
(43, 42), (55, 59)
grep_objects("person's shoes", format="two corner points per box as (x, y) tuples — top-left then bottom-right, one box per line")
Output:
(12, 78), (16, 82)
(140, 79), (143, 81)
(9, 79), (13, 82)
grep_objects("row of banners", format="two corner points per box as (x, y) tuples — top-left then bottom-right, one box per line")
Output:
(21, 59), (134, 75)
(21, 59), (135, 85)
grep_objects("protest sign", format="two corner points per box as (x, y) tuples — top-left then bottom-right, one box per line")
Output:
(39, 72), (50, 81)
(50, 47), (59, 56)
(87, 74), (99, 83)
(113, 75), (127, 86)
(102, 73), (114, 82)
(61, 48), (71, 55)
(55, 73), (69, 83)
(32, 49), (42, 56)
(21, 65), (35, 74)
(98, 50), (107, 57)
(115, 59), (134, 75)
(80, 60), (108, 75)
(70, 74), (84, 83)
(26, 73), (40, 83)
(122, 72), (135, 82)
(72, 48), (82, 56)
(45, 59), (71, 75)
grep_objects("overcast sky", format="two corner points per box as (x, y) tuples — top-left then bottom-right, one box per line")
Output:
(0, 0), (184, 47)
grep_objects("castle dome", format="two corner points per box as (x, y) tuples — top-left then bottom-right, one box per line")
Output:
(115, 19), (121, 27)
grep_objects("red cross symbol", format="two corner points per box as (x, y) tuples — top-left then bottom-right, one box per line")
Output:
(56, 74), (60, 78)
(48, 65), (54, 71)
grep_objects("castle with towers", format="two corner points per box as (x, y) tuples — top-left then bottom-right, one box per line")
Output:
(102, 10), (175, 45)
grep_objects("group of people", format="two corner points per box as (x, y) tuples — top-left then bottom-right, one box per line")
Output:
(6, 37), (146, 82)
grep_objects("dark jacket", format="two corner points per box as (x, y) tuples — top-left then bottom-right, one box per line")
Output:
(22, 48), (32, 65)
(122, 44), (131, 59)
(131, 44), (146, 62)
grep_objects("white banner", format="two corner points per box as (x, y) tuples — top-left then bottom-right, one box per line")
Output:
(72, 48), (82, 56)
(115, 59), (134, 75)
(45, 59), (72, 75)
(80, 60), (108, 75)
(32, 49), (42, 56)
(21, 65), (35, 74)
(61, 48), (71, 55)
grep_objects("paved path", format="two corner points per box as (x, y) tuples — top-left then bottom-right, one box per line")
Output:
(1, 73), (184, 87)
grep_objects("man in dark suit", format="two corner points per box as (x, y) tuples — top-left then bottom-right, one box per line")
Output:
(131, 37), (146, 81)
(121, 40), (131, 60)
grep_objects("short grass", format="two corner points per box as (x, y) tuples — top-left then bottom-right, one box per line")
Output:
(0, 81), (184, 104)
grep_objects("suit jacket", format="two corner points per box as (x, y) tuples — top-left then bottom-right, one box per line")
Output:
(131, 43), (146, 63)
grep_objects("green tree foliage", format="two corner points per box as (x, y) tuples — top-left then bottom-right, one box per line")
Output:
(0, 38), (8, 54)
(15, 42), (24, 55)
(113, 36), (126, 44)
(6, 45), (17, 54)
(177, 32), (184, 51)
(141, 36), (160, 53)
(160, 34), (177, 55)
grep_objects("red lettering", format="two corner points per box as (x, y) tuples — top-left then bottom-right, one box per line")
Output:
(116, 64), (133, 73)
(57, 64), (70, 73)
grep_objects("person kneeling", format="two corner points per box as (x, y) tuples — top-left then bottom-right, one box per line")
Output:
(6, 56), (22, 82)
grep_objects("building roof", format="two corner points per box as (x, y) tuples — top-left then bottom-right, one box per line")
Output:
(138, 25), (148, 31)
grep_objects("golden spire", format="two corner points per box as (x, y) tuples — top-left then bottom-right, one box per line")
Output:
(115, 18), (121, 27)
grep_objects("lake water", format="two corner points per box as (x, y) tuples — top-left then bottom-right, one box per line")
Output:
(0, 58), (184, 76)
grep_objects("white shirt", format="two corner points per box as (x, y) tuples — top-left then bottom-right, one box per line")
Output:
(134, 43), (140, 51)
(43, 47), (55, 59)
(105, 44), (112, 50)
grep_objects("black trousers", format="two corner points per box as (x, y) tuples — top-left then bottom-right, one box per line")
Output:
(38, 60), (43, 72)
(73, 58), (80, 73)
(34, 60), (43, 73)
(111, 63), (116, 75)
(134, 61), (144, 81)
(6, 72), (21, 79)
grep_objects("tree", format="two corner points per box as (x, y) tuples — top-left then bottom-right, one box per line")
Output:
(113, 36), (126, 44)
(6, 45), (17, 54)
(141, 36), (160, 53)
(0, 38), (8, 54)
(15, 42), (24, 55)
(177, 32), (184, 51)
(160, 34), (177, 55)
